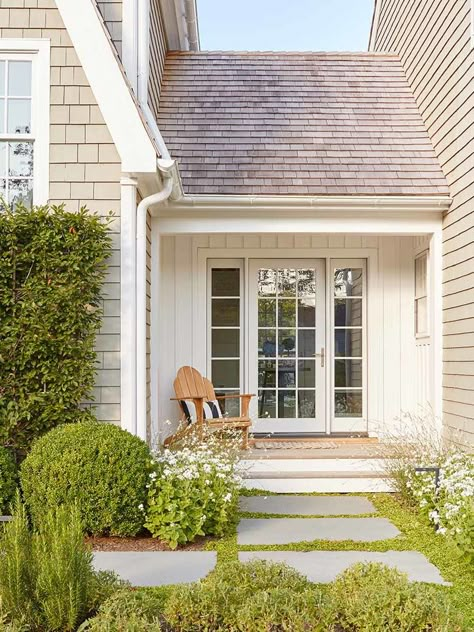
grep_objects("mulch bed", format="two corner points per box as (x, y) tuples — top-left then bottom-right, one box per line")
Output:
(86, 534), (216, 551)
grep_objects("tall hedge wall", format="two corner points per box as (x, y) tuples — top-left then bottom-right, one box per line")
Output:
(0, 205), (112, 454)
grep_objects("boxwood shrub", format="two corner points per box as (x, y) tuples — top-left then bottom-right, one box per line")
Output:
(0, 446), (17, 513)
(21, 422), (151, 536)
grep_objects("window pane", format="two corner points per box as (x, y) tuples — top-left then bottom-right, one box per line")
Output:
(335, 299), (362, 327)
(259, 329), (276, 357)
(0, 179), (6, 206)
(212, 298), (239, 326)
(278, 299), (296, 327)
(278, 268), (296, 297)
(298, 268), (315, 296)
(278, 390), (296, 418)
(212, 329), (239, 358)
(416, 297), (428, 335)
(7, 99), (31, 133)
(298, 298), (315, 327)
(258, 299), (276, 327)
(8, 61), (32, 96)
(415, 255), (427, 296)
(9, 142), (33, 177)
(258, 268), (276, 297)
(298, 390), (315, 418)
(278, 360), (296, 387)
(335, 329), (362, 357)
(258, 390), (276, 418)
(0, 99), (4, 133)
(334, 268), (363, 297)
(335, 359), (363, 388)
(278, 329), (296, 357)
(212, 268), (239, 296)
(298, 329), (315, 358)
(259, 360), (276, 387)
(335, 391), (363, 418)
(212, 359), (239, 389)
(0, 142), (6, 176)
(0, 62), (5, 96)
(298, 360), (315, 387)
(9, 179), (32, 209)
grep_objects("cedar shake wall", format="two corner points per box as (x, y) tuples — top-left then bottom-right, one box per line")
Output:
(96, 0), (122, 57)
(0, 0), (122, 425)
(373, 0), (474, 448)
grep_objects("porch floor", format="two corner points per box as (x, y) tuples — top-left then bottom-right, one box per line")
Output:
(245, 437), (381, 460)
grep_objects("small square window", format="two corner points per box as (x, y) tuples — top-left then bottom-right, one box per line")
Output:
(415, 252), (429, 336)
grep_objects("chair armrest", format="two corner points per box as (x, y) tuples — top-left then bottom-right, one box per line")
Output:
(170, 396), (207, 401)
(215, 393), (256, 400)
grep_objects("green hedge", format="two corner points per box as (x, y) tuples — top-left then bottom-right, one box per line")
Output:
(0, 204), (112, 453)
(0, 446), (17, 513)
(21, 422), (151, 536)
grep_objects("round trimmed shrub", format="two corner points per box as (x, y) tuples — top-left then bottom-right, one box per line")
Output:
(20, 422), (151, 536)
(0, 446), (17, 513)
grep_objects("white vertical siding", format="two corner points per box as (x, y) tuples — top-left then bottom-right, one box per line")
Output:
(372, 0), (474, 448)
(155, 234), (421, 438)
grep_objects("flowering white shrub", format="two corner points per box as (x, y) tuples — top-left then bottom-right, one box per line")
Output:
(144, 429), (242, 549)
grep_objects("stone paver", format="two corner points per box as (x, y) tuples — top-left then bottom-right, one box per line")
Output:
(93, 551), (217, 586)
(237, 517), (400, 544)
(239, 551), (449, 585)
(239, 495), (376, 516)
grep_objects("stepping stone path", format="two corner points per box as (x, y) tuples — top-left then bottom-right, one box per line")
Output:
(238, 517), (400, 544)
(239, 495), (376, 515)
(239, 495), (448, 585)
(93, 551), (217, 586)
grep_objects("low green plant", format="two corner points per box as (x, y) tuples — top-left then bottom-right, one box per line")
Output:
(164, 559), (329, 631)
(145, 429), (242, 548)
(331, 562), (461, 632)
(0, 499), (127, 631)
(21, 422), (152, 536)
(0, 447), (17, 513)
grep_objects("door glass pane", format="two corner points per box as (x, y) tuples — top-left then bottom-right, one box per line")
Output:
(278, 299), (296, 327)
(298, 269), (316, 296)
(259, 360), (276, 387)
(8, 61), (32, 96)
(278, 329), (296, 357)
(334, 329), (362, 358)
(259, 330), (276, 357)
(298, 360), (315, 387)
(335, 391), (363, 417)
(258, 299), (276, 327)
(298, 330), (315, 358)
(258, 390), (276, 418)
(298, 298), (315, 327)
(258, 269), (276, 296)
(212, 268), (240, 296)
(278, 268), (296, 296)
(212, 329), (239, 358)
(299, 390), (315, 418)
(278, 360), (296, 387)
(212, 360), (239, 389)
(334, 268), (363, 297)
(278, 390), (296, 417)
(335, 299), (362, 327)
(335, 359), (362, 388)
(212, 298), (239, 326)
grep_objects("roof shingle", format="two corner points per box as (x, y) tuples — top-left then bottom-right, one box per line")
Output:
(157, 52), (449, 197)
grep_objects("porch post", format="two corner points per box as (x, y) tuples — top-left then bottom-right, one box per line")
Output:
(120, 176), (138, 435)
(430, 227), (443, 428)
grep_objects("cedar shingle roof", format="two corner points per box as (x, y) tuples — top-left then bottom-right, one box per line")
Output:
(157, 52), (449, 197)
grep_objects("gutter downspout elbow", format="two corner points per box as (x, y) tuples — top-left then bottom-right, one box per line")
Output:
(136, 172), (174, 442)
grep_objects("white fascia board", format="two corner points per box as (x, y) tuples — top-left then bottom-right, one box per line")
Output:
(55, 0), (156, 173)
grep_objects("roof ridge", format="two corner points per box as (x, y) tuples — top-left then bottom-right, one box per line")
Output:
(166, 50), (399, 57)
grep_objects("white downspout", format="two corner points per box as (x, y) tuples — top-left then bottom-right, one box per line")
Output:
(136, 166), (174, 441)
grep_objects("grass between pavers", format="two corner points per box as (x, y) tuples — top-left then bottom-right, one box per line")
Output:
(205, 491), (474, 629)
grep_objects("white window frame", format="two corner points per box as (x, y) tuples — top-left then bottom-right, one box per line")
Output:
(0, 39), (50, 205)
(415, 250), (429, 338)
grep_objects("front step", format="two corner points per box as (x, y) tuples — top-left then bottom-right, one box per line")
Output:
(241, 457), (392, 493)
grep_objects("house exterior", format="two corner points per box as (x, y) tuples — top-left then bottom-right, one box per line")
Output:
(2, 0), (472, 451)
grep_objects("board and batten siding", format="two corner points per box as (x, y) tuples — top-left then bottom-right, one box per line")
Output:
(372, 0), (474, 448)
(155, 233), (425, 441)
(0, 0), (122, 425)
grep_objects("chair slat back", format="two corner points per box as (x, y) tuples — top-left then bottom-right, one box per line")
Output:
(203, 377), (217, 401)
(174, 366), (207, 399)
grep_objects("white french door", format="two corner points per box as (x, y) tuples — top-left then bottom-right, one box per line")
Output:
(248, 260), (326, 433)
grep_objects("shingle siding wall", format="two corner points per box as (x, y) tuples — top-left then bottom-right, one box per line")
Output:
(96, 0), (122, 57)
(148, 0), (167, 119)
(373, 0), (474, 449)
(0, 0), (122, 425)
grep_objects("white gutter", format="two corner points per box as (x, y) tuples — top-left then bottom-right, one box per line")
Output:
(136, 161), (175, 441)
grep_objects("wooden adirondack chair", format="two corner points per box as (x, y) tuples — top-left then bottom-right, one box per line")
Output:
(164, 366), (254, 449)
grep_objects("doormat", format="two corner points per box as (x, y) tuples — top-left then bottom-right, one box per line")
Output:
(252, 441), (339, 450)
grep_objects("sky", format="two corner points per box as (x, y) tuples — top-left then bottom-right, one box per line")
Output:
(197, 0), (375, 52)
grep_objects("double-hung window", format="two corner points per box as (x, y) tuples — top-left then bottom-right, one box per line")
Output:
(0, 41), (49, 209)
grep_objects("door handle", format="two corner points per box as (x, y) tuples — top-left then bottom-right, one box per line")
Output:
(315, 347), (325, 367)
